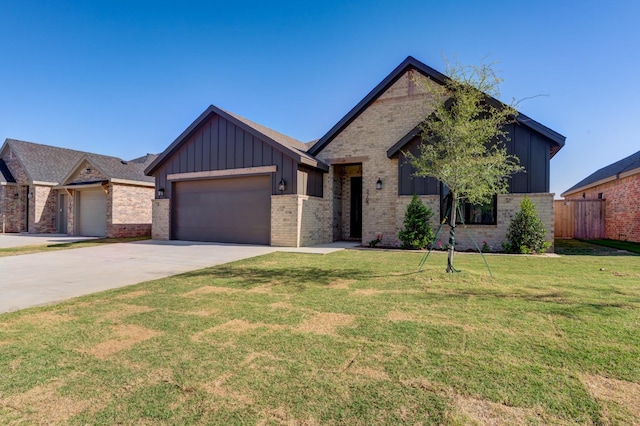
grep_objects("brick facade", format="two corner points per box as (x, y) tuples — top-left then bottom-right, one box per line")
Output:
(271, 194), (329, 247)
(564, 173), (640, 243)
(151, 198), (170, 240)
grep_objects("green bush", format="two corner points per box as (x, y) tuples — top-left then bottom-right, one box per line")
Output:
(398, 195), (435, 249)
(504, 196), (551, 254)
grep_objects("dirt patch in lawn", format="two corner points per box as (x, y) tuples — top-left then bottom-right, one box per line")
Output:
(582, 374), (640, 419)
(349, 366), (390, 381)
(352, 289), (423, 296)
(115, 290), (151, 299)
(201, 371), (253, 406)
(247, 283), (275, 293)
(327, 279), (355, 289)
(452, 394), (549, 425)
(102, 304), (154, 322)
(4, 311), (77, 328)
(0, 380), (99, 424)
(87, 324), (161, 359)
(296, 312), (355, 335)
(269, 301), (294, 309)
(184, 286), (238, 296)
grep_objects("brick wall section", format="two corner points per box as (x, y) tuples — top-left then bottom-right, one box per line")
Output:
(271, 194), (330, 247)
(1, 148), (29, 232)
(0, 186), (21, 232)
(151, 198), (170, 240)
(271, 195), (299, 246)
(32, 185), (57, 233)
(565, 173), (640, 242)
(107, 184), (153, 237)
(68, 161), (108, 183)
(316, 72), (436, 246)
(299, 195), (330, 246)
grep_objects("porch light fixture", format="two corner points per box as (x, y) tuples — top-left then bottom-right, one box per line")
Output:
(27, 192), (33, 199)
(278, 178), (286, 192)
(157, 188), (165, 198)
(14, 192), (19, 199)
(85, 167), (91, 174)
(376, 177), (382, 190)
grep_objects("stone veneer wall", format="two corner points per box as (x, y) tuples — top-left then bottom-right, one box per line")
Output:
(564, 173), (640, 242)
(395, 193), (554, 252)
(151, 198), (170, 240)
(316, 71), (436, 246)
(107, 184), (153, 238)
(271, 194), (330, 247)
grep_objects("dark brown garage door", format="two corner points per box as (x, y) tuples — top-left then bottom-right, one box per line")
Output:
(172, 175), (271, 244)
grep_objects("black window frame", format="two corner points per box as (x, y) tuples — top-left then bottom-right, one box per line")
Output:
(440, 184), (497, 225)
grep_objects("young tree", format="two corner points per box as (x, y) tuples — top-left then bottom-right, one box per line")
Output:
(406, 61), (523, 272)
(398, 195), (435, 250)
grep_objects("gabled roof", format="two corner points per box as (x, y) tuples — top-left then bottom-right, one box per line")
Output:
(308, 56), (566, 158)
(1, 139), (155, 185)
(0, 159), (16, 184)
(145, 105), (328, 176)
(562, 150), (640, 196)
(59, 153), (156, 186)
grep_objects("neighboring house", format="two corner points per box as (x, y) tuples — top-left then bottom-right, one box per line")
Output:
(0, 139), (156, 237)
(561, 150), (640, 242)
(145, 56), (565, 250)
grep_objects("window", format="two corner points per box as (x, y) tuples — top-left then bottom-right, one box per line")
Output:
(440, 185), (497, 225)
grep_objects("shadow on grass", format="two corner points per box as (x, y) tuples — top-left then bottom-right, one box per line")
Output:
(178, 265), (422, 289)
(554, 239), (639, 256)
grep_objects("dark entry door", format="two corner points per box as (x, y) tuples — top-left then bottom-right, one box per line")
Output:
(57, 193), (68, 234)
(350, 177), (362, 238)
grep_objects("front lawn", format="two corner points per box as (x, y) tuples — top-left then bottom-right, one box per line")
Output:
(1, 250), (639, 424)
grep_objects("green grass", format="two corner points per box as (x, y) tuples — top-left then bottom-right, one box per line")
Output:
(1, 248), (639, 424)
(582, 238), (640, 254)
(0, 236), (150, 257)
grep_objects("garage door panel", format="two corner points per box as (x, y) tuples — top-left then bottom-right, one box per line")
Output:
(78, 189), (107, 237)
(172, 176), (271, 244)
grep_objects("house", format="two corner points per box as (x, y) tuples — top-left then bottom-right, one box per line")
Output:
(145, 56), (565, 250)
(561, 150), (640, 242)
(0, 139), (156, 237)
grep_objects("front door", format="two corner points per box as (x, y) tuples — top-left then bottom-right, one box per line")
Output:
(57, 193), (68, 234)
(350, 177), (362, 238)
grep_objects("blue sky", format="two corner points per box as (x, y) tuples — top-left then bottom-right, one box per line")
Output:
(1, 0), (638, 197)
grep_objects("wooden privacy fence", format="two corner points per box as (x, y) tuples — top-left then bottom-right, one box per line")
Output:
(554, 199), (605, 239)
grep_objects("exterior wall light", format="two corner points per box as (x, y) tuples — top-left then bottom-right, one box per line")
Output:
(27, 192), (33, 199)
(14, 192), (19, 199)
(278, 178), (286, 192)
(85, 167), (92, 174)
(157, 188), (165, 198)
(376, 177), (382, 190)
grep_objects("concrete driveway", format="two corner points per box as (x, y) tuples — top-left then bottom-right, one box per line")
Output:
(0, 239), (354, 314)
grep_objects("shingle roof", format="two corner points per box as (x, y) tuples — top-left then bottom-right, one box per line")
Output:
(0, 159), (16, 184)
(3, 139), (155, 184)
(562, 150), (640, 196)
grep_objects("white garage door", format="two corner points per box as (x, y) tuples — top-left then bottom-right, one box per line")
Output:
(77, 189), (107, 237)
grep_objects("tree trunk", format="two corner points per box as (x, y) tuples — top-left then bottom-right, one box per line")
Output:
(447, 194), (457, 273)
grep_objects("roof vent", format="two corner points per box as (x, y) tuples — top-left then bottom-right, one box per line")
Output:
(121, 160), (128, 165)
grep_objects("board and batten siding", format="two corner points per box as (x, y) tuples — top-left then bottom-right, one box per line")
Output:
(397, 123), (553, 196)
(154, 114), (303, 199)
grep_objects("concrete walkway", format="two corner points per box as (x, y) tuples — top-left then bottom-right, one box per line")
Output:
(0, 233), (96, 248)
(0, 239), (354, 314)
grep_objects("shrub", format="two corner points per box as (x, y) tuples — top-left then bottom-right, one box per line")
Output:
(504, 196), (551, 254)
(398, 195), (435, 249)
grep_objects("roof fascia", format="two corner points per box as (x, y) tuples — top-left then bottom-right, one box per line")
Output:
(387, 126), (421, 158)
